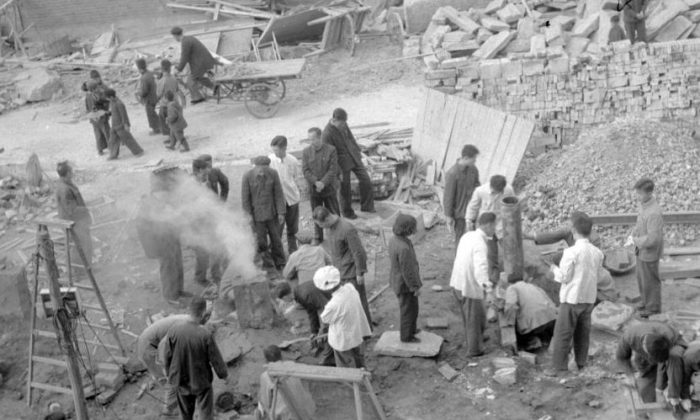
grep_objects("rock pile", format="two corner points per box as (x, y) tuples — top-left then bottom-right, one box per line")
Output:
(520, 117), (700, 247)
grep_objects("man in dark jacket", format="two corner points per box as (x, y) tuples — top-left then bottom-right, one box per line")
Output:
(313, 206), (372, 326)
(164, 297), (228, 420)
(136, 58), (160, 135)
(193, 154), (229, 201)
(85, 80), (109, 156)
(157, 59), (180, 136)
(443, 144), (480, 244)
(171, 26), (219, 104)
(303, 127), (340, 243)
(242, 156), (287, 270)
(166, 91), (190, 152)
(105, 88), (144, 160)
(55, 161), (93, 266)
(321, 108), (374, 219)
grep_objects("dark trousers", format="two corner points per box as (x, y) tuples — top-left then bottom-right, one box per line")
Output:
(194, 247), (228, 284)
(280, 203), (299, 253)
(91, 118), (109, 153)
(334, 346), (364, 368)
(339, 166), (374, 217)
(636, 345), (687, 402)
(516, 320), (555, 350)
(158, 105), (170, 135)
(145, 102), (160, 132)
(624, 19), (646, 43)
(176, 387), (214, 420)
(486, 236), (500, 284)
(636, 259), (661, 313)
(108, 127), (144, 159)
(254, 219), (286, 269)
(188, 74), (213, 102)
(159, 237), (184, 301)
(310, 189), (340, 242)
(70, 220), (93, 268)
(398, 292), (419, 341)
(464, 297), (486, 357)
(168, 128), (190, 151)
(453, 217), (466, 245)
(320, 342), (336, 366)
(345, 277), (372, 326)
(551, 302), (594, 371)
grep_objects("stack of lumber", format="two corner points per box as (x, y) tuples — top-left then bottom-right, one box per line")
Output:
(167, 0), (274, 19)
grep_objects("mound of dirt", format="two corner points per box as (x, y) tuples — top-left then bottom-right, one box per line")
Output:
(521, 117), (700, 248)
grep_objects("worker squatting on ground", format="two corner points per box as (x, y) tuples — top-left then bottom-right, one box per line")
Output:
(165, 90), (190, 152)
(627, 177), (665, 318)
(256, 345), (316, 419)
(156, 59), (180, 137)
(313, 206), (373, 326)
(241, 156), (287, 271)
(503, 273), (557, 351)
(163, 297), (228, 420)
(135, 58), (161, 136)
(84, 79), (109, 156)
(444, 144), (480, 244)
(54, 161), (93, 266)
(321, 108), (375, 219)
(617, 321), (690, 418)
(104, 88), (145, 160)
(171, 26), (218, 104)
(268, 135), (301, 253)
(389, 214), (423, 343)
(317, 266), (372, 368)
(282, 230), (332, 287)
(136, 313), (190, 416)
(302, 127), (340, 243)
(136, 167), (185, 303)
(449, 212), (497, 357)
(545, 214), (602, 377)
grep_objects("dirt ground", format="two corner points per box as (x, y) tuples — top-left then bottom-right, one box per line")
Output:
(1, 36), (699, 420)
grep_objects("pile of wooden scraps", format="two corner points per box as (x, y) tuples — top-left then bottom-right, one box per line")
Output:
(389, 158), (443, 205)
(303, 0), (371, 56)
(167, 0), (274, 20)
(356, 127), (413, 163)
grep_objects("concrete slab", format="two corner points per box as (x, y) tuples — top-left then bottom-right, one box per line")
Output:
(687, 9), (700, 22)
(496, 4), (524, 24)
(591, 300), (634, 333)
(550, 15), (576, 31)
(473, 30), (516, 59)
(544, 24), (564, 46)
(485, 0), (507, 14)
(655, 15), (694, 41)
(686, 0), (700, 10)
(374, 330), (444, 357)
(566, 35), (590, 57)
(481, 16), (511, 32)
(516, 17), (537, 39)
(530, 34), (546, 54)
(477, 27), (495, 43)
(572, 13), (600, 37)
(426, 316), (449, 329)
(438, 363), (460, 380)
(447, 40), (481, 56)
(647, 0), (689, 39)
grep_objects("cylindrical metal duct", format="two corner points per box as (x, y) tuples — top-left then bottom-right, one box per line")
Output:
(500, 196), (524, 282)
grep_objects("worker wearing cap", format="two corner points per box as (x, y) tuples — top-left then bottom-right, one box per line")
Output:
(318, 266), (371, 368)
(104, 88), (145, 160)
(170, 26), (218, 104)
(241, 156), (286, 270)
(84, 80), (109, 156)
(136, 58), (161, 135)
(157, 59), (180, 137)
(268, 135), (302, 253)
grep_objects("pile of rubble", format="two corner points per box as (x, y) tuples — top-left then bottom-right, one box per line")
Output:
(417, 0), (700, 84)
(520, 116), (700, 247)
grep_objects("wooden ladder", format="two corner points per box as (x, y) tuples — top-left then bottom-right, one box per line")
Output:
(26, 218), (127, 405)
(266, 361), (387, 420)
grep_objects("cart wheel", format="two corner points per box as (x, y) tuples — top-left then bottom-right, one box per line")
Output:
(244, 82), (283, 119)
(271, 79), (286, 100)
(387, 12), (405, 46)
(342, 15), (357, 56)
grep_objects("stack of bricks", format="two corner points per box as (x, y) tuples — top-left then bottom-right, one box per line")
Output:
(425, 38), (700, 133)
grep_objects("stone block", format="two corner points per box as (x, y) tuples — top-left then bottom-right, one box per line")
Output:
(232, 279), (275, 329)
(496, 4), (524, 24)
(544, 24), (564, 47)
(97, 362), (121, 374)
(608, 75), (629, 88)
(493, 367), (517, 385)
(504, 38), (531, 53)
(215, 325), (254, 364)
(501, 59), (522, 78)
(591, 301), (634, 332)
(485, 0), (506, 14)
(403, 36), (421, 57)
(478, 58), (504, 79)
(610, 39), (632, 53)
(572, 13), (600, 37)
(442, 7), (482, 34)
(473, 30), (516, 59)
(518, 351), (537, 365)
(477, 27), (494, 43)
(426, 316), (449, 329)
(687, 10), (700, 22)
(546, 55), (570, 73)
(374, 331), (444, 358)
(447, 40), (481, 57)
(647, 0), (689, 39)
(430, 25), (453, 49)
(655, 15), (694, 41)
(425, 68), (458, 80)
(0, 267), (32, 320)
(686, 0), (700, 10)
(442, 30), (472, 45)
(96, 389), (118, 405)
(522, 58), (545, 76)
(95, 371), (125, 390)
(481, 16), (510, 32)
(438, 363), (460, 381)
(440, 56), (471, 68)
(492, 357), (516, 370)
(550, 15), (576, 31)
(566, 35), (590, 57)
(530, 34), (546, 54)
(13, 68), (64, 103)
(517, 17), (537, 39)
(459, 65), (480, 80)
(424, 55), (440, 69)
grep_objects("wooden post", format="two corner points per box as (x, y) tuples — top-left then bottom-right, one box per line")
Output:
(38, 228), (89, 420)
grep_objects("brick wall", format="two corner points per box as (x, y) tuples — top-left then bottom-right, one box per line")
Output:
(425, 39), (700, 142)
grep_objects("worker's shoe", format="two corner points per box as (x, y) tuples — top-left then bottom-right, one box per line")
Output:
(191, 98), (206, 105)
(543, 368), (568, 378)
(669, 402), (686, 419)
(401, 336), (421, 343)
(681, 399), (692, 412)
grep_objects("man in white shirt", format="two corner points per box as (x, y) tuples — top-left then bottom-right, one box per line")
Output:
(546, 214), (603, 376)
(465, 175), (514, 283)
(318, 266), (371, 368)
(449, 212), (497, 357)
(269, 135), (302, 253)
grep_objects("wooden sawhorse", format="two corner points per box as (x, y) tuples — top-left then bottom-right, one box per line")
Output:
(266, 361), (387, 420)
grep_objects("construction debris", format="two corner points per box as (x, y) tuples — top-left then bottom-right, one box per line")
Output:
(13, 67), (63, 103)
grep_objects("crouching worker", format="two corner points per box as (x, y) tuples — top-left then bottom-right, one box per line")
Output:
(317, 266), (371, 368)
(283, 230), (332, 288)
(617, 321), (689, 418)
(256, 345), (316, 420)
(503, 273), (557, 351)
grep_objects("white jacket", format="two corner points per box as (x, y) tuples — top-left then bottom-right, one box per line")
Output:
(450, 229), (492, 300)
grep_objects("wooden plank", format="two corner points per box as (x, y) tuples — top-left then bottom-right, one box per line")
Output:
(591, 212), (700, 226)
(660, 260), (700, 280)
(267, 361), (368, 383)
(258, 9), (328, 46)
(34, 218), (74, 229)
(32, 356), (67, 368)
(217, 58), (306, 81)
(0, 0), (15, 13)
(30, 381), (73, 395)
(665, 247), (700, 256)
(217, 23), (253, 56)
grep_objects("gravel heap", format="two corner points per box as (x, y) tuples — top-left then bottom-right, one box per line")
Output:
(521, 117), (700, 248)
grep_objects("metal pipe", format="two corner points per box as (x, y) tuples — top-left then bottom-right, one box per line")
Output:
(500, 196), (524, 282)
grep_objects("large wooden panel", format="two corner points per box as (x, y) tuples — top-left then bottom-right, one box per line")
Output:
(412, 89), (535, 183)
